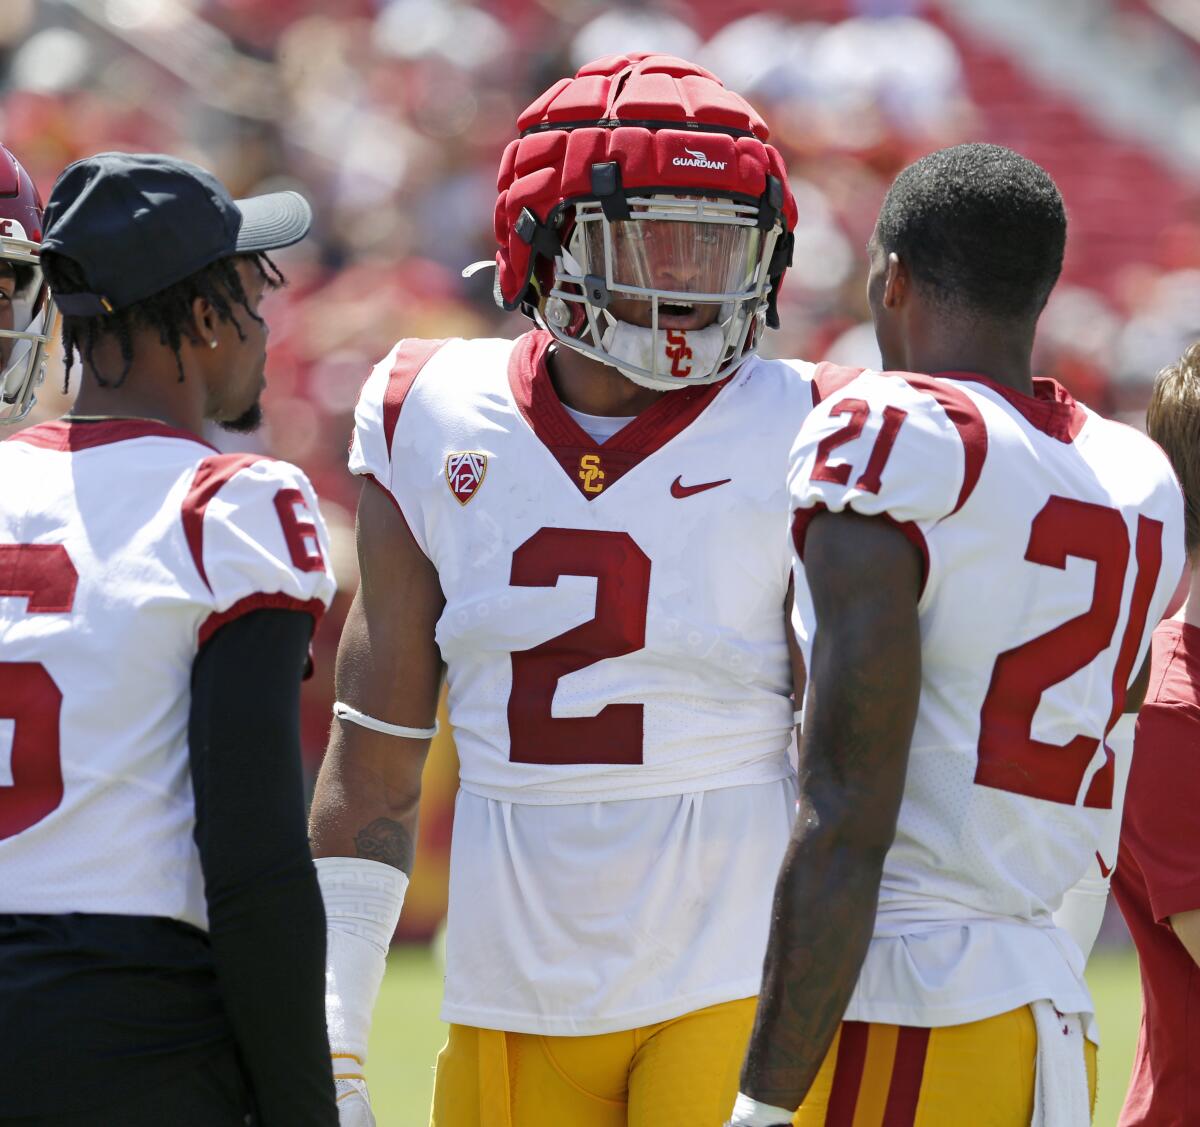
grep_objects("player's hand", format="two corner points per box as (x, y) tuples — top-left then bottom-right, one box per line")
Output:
(334, 1075), (376, 1127)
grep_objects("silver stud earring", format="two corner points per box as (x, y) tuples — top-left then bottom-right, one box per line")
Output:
(209, 339), (218, 350)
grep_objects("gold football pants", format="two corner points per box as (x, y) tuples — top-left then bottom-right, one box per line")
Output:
(431, 1002), (1097, 1127)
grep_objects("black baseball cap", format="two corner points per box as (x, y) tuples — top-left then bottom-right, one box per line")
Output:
(41, 151), (312, 316)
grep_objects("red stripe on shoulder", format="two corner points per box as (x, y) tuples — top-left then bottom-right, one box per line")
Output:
(382, 339), (449, 455)
(939, 371), (1087, 444)
(895, 373), (988, 517)
(881, 1026), (930, 1127)
(181, 453), (271, 591)
(811, 362), (865, 407)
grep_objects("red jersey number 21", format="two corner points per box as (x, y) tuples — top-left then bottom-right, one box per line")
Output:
(0, 544), (77, 840)
(976, 498), (1163, 809)
(811, 399), (908, 494)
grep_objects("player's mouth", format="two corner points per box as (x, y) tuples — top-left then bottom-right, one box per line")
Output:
(654, 301), (711, 330)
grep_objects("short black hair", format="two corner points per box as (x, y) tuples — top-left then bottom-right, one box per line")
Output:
(41, 251), (284, 390)
(874, 143), (1066, 320)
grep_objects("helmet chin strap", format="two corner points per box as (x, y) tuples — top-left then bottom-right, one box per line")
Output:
(600, 318), (727, 390)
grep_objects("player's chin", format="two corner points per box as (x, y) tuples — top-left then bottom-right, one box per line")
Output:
(218, 397), (264, 434)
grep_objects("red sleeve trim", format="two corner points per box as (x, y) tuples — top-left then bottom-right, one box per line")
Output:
(810, 361), (865, 407)
(792, 504), (929, 597)
(382, 339), (449, 456)
(181, 453), (271, 592)
(198, 592), (327, 648)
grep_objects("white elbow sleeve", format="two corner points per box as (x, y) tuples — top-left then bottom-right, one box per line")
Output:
(315, 856), (407, 1064)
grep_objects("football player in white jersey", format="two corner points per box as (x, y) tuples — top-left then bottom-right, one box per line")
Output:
(306, 53), (824, 1127)
(730, 144), (1186, 1127)
(0, 152), (338, 1125)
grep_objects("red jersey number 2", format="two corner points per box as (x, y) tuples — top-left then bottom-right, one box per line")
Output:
(508, 528), (651, 765)
(976, 498), (1163, 808)
(0, 544), (78, 839)
(811, 399), (908, 494)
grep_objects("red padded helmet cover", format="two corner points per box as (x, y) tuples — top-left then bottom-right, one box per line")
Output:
(494, 54), (796, 311)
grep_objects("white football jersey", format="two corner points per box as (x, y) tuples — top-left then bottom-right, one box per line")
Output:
(0, 419), (336, 930)
(789, 367), (1185, 1029)
(350, 330), (815, 1032)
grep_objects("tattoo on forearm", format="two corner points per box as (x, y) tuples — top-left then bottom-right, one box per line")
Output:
(353, 817), (415, 873)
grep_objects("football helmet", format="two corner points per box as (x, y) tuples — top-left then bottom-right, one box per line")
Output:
(0, 143), (55, 425)
(493, 53), (797, 392)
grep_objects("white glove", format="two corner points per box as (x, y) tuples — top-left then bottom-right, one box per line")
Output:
(334, 1069), (376, 1127)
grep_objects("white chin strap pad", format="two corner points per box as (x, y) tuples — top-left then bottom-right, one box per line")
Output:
(315, 856), (407, 1064)
(601, 321), (726, 389)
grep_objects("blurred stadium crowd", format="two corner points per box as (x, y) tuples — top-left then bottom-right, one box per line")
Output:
(7, 0), (1200, 935)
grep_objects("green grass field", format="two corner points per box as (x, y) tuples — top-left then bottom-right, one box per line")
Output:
(365, 944), (1143, 1125)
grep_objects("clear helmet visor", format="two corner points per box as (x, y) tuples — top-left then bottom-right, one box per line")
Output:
(582, 217), (764, 299)
(0, 238), (56, 424)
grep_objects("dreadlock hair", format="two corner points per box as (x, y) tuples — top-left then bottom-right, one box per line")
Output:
(40, 251), (285, 391)
(875, 143), (1067, 321)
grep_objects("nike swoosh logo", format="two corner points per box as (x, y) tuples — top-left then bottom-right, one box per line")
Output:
(671, 475), (732, 499)
(1095, 851), (1113, 879)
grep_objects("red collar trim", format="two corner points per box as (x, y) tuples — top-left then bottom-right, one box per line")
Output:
(7, 418), (217, 453)
(933, 371), (1087, 443)
(507, 330), (731, 500)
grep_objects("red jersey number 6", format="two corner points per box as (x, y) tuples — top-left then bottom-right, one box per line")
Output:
(0, 544), (77, 840)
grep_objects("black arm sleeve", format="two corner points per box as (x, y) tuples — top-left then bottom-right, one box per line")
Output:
(189, 608), (337, 1127)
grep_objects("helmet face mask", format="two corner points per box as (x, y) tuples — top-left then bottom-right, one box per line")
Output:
(545, 193), (781, 391)
(0, 146), (57, 426)
(0, 227), (55, 424)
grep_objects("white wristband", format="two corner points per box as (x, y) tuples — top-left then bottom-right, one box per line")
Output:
(729, 1091), (795, 1126)
(315, 856), (408, 1065)
(334, 701), (437, 740)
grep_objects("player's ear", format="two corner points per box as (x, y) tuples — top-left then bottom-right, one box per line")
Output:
(882, 252), (908, 309)
(185, 294), (216, 348)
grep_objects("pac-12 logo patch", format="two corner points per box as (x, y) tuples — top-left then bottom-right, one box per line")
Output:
(445, 451), (487, 505)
